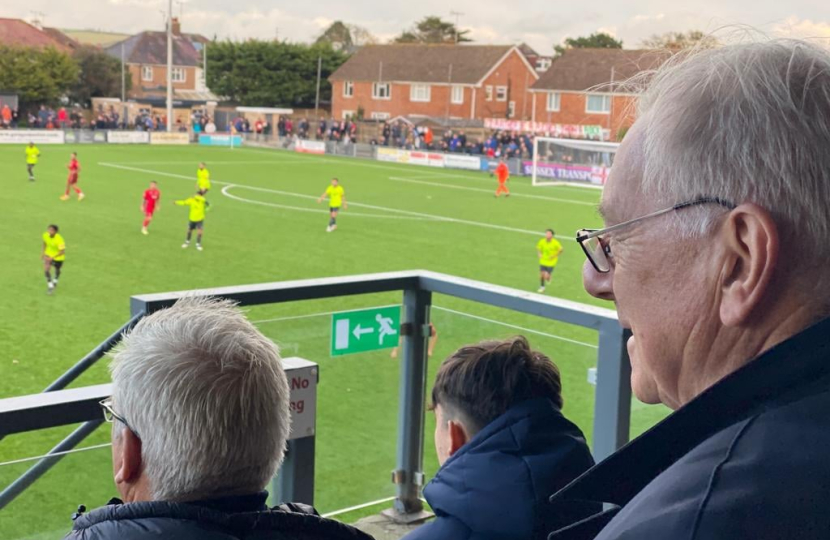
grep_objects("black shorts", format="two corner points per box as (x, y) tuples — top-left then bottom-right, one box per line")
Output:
(188, 220), (204, 230)
(51, 260), (64, 269)
(540, 265), (555, 274)
(330, 206), (340, 214)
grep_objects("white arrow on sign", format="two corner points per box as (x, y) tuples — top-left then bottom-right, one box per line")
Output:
(353, 324), (375, 340)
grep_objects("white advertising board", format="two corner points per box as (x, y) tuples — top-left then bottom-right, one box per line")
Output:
(150, 132), (190, 145)
(108, 131), (150, 144)
(0, 130), (65, 144)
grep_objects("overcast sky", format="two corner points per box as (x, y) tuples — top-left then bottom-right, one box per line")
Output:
(6, 1), (830, 52)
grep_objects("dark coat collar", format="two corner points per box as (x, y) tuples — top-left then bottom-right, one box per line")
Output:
(551, 315), (830, 508)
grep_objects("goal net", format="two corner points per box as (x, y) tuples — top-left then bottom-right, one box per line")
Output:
(530, 137), (620, 188)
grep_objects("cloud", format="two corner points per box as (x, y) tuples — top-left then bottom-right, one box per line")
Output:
(772, 16), (830, 38)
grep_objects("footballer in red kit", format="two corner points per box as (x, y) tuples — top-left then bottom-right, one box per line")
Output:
(141, 180), (161, 235)
(60, 152), (84, 201)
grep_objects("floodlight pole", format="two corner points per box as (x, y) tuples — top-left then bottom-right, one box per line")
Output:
(314, 55), (322, 116)
(166, 0), (173, 133)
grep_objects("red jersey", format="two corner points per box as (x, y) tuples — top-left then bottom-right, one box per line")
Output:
(143, 188), (161, 212)
(495, 163), (509, 183)
(68, 158), (79, 172)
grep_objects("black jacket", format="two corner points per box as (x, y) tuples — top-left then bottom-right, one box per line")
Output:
(548, 316), (830, 540)
(403, 398), (595, 540)
(63, 492), (373, 540)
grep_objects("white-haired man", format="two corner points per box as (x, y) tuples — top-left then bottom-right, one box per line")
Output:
(64, 297), (372, 540)
(549, 40), (830, 539)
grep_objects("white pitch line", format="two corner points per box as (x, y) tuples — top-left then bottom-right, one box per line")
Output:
(251, 304), (597, 350)
(98, 162), (575, 242)
(432, 306), (597, 349)
(222, 185), (436, 221)
(104, 160), (322, 165)
(321, 497), (397, 518)
(388, 176), (596, 206)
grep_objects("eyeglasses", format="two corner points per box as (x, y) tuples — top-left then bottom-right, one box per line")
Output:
(577, 197), (737, 273)
(99, 398), (138, 437)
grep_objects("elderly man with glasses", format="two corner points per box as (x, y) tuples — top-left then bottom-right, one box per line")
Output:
(548, 40), (830, 540)
(65, 297), (372, 540)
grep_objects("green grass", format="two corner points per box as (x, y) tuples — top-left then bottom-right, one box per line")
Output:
(0, 143), (669, 539)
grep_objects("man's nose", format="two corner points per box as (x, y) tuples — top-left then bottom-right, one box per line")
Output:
(583, 259), (615, 301)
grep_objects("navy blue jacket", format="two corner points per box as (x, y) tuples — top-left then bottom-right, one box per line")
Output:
(549, 316), (830, 540)
(63, 492), (372, 540)
(404, 398), (595, 540)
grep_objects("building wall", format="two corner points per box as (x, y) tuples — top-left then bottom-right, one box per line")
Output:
(531, 91), (638, 141)
(127, 64), (198, 98)
(330, 49), (538, 121)
(332, 80), (476, 120)
(475, 49), (536, 121)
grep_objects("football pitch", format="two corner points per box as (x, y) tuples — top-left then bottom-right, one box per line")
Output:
(0, 143), (668, 539)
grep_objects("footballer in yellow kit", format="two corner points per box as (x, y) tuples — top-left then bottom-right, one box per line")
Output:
(196, 163), (211, 193)
(317, 177), (347, 232)
(536, 229), (563, 293)
(42, 224), (66, 294)
(26, 142), (40, 181)
(175, 191), (210, 251)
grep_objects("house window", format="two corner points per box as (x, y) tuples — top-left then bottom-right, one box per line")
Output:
(142, 66), (153, 81)
(536, 58), (552, 72)
(371, 112), (390, 120)
(485, 85), (493, 101)
(343, 81), (354, 98)
(586, 94), (612, 114)
(496, 86), (508, 101)
(451, 85), (464, 104)
(171, 67), (186, 83)
(546, 92), (560, 112)
(410, 84), (431, 102)
(508, 101), (516, 118)
(372, 82), (391, 100)
(342, 110), (355, 119)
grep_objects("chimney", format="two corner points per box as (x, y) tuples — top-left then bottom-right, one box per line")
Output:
(171, 17), (181, 36)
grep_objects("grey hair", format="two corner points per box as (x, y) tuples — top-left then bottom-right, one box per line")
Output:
(109, 296), (290, 502)
(634, 39), (830, 257)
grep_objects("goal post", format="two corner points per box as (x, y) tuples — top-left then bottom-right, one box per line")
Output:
(530, 137), (620, 188)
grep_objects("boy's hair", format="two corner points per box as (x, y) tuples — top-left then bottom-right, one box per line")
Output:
(431, 336), (563, 435)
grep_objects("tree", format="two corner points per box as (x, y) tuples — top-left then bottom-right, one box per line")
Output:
(349, 25), (378, 47)
(207, 40), (349, 107)
(554, 32), (622, 56)
(316, 21), (378, 51)
(69, 45), (131, 107)
(316, 21), (353, 51)
(0, 45), (78, 108)
(394, 16), (472, 44)
(640, 30), (718, 50)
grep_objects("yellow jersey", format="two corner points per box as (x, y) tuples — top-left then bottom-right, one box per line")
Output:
(537, 238), (562, 267)
(26, 146), (40, 165)
(197, 168), (211, 191)
(176, 195), (209, 222)
(43, 232), (66, 261)
(325, 185), (345, 207)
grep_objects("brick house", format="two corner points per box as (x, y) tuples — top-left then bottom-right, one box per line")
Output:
(529, 48), (670, 140)
(329, 44), (539, 122)
(105, 18), (216, 104)
(0, 18), (74, 52)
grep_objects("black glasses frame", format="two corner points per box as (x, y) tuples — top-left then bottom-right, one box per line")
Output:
(577, 197), (737, 274)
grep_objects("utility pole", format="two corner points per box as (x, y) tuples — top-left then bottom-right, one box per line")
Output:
(166, 0), (173, 132)
(314, 55), (322, 116)
(449, 10), (464, 44)
(121, 43), (126, 102)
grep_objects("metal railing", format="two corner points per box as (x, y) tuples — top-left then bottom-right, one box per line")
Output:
(0, 270), (629, 520)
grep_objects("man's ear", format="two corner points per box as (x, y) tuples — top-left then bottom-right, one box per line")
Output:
(719, 203), (779, 327)
(114, 428), (143, 486)
(447, 420), (470, 458)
